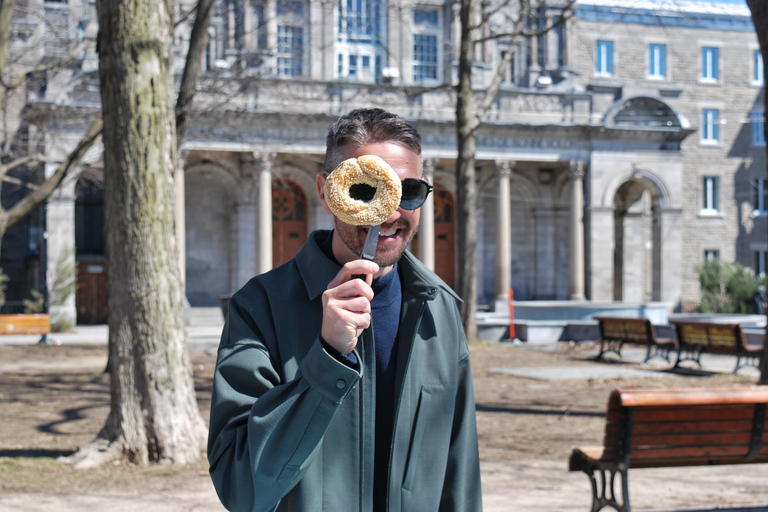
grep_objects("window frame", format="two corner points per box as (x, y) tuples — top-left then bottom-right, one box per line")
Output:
(756, 250), (767, 277)
(411, 8), (442, 85)
(704, 249), (720, 263)
(595, 40), (614, 77)
(753, 49), (764, 86)
(647, 43), (667, 80)
(701, 108), (721, 145)
(701, 46), (719, 83)
(754, 177), (768, 216)
(701, 176), (720, 215)
(752, 111), (766, 147)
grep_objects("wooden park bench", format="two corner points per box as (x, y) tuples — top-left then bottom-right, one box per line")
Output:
(569, 386), (768, 512)
(669, 320), (763, 375)
(0, 314), (51, 336)
(593, 316), (677, 364)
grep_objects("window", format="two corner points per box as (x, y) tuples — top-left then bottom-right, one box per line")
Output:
(756, 251), (767, 277)
(701, 108), (720, 144)
(754, 49), (764, 85)
(753, 111), (766, 147)
(412, 8), (441, 83)
(336, 0), (384, 82)
(276, 25), (304, 76)
(702, 176), (720, 213)
(595, 40), (613, 76)
(648, 43), (666, 79)
(704, 250), (720, 263)
(754, 177), (767, 215)
(701, 46), (719, 82)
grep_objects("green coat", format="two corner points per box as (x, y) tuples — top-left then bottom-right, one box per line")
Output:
(208, 230), (483, 512)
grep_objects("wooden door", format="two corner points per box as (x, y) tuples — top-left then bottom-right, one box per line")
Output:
(76, 261), (108, 324)
(412, 184), (455, 289)
(272, 178), (308, 267)
(433, 185), (455, 289)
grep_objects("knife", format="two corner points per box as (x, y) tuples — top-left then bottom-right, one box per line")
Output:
(353, 224), (380, 280)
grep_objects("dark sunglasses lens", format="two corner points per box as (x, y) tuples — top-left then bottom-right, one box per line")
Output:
(400, 179), (431, 210)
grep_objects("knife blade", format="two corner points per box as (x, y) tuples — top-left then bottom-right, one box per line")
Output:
(353, 224), (380, 280)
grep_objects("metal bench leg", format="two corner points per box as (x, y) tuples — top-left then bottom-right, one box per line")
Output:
(581, 463), (630, 512)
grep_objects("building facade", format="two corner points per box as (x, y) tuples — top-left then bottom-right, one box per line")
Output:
(3, 0), (765, 325)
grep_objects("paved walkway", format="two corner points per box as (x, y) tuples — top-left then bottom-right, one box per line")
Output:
(1, 308), (766, 511)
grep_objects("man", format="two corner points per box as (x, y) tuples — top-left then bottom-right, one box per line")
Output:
(207, 108), (482, 512)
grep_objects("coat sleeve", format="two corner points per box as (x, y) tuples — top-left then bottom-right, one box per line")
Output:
(439, 323), (483, 511)
(207, 289), (362, 512)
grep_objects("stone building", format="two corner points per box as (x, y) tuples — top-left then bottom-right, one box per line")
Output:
(3, 0), (765, 325)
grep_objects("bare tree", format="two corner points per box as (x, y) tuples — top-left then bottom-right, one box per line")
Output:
(455, 0), (575, 340)
(68, 0), (211, 467)
(0, 0), (101, 255)
(746, 0), (768, 384)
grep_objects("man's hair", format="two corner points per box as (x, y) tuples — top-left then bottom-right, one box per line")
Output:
(323, 108), (422, 174)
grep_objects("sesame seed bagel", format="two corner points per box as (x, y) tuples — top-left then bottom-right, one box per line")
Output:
(324, 155), (402, 226)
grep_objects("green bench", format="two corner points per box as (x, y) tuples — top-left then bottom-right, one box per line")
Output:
(670, 320), (763, 375)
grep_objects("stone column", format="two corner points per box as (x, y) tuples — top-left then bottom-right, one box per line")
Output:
(417, 158), (436, 271)
(257, 153), (274, 275)
(494, 160), (513, 313)
(568, 161), (585, 300)
(586, 205), (615, 301)
(45, 164), (77, 328)
(236, 155), (258, 289)
(175, 150), (187, 299)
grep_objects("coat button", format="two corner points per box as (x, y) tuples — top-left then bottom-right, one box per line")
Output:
(429, 287), (436, 295)
(336, 379), (346, 389)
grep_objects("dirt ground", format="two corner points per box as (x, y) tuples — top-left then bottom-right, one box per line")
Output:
(0, 341), (761, 503)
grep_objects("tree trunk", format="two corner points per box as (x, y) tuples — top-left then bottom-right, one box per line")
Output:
(456, 0), (479, 342)
(71, 0), (207, 467)
(746, 0), (768, 385)
(0, 0), (17, 107)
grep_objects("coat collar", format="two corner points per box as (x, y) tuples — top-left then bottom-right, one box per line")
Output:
(296, 230), (461, 303)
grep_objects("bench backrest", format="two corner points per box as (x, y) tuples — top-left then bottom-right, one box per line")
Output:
(0, 314), (51, 335)
(594, 316), (653, 343)
(670, 321), (746, 355)
(602, 387), (768, 468)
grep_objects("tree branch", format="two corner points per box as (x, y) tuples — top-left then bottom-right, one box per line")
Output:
(1, 40), (90, 92)
(6, 119), (102, 229)
(0, 153), (48, 179)
(175, 0), (214, 147)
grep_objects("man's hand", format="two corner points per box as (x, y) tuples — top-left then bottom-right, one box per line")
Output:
(321, 260), (379, 355)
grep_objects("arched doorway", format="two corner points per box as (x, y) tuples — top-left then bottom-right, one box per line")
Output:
(433, 184), (455, 289)
(75, 170), (107, 324)
(613, 179), (661, 302)
(185, 166), (235, 306)
(272, 178), (308, 267)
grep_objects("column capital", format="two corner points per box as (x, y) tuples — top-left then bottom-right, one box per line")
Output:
(253, 151), (276, 171)
(569, 160), (586, 180)
(422, 158), (437, 178)
(495, 160), (514, 178)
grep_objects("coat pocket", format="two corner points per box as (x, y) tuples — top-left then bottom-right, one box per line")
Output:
(402, 384), (443, 491)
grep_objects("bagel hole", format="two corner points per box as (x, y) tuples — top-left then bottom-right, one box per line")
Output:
(349, 184), (377, 202)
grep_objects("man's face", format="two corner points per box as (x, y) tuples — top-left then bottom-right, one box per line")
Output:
(317, 141), (423, 275)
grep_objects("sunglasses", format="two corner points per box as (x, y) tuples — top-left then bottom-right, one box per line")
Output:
(349, 179), (434, 210)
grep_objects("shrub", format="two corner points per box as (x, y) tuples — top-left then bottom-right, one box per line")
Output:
(696, 260), (766, 314)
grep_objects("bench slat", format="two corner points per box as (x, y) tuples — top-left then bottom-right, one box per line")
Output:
(630, 445), (751, 461)
(0, 314), (51, 335)
(629, 419), (754, 435)
(633, 407), (755, 423)
(631, 432), (752, 447)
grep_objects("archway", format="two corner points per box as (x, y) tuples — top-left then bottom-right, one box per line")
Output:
(185, 165), (237, 306)
(272, 178), (308, 267)
(613, 178), (662, 302)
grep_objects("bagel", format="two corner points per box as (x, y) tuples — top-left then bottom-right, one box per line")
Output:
(324, 155), (402, 226)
